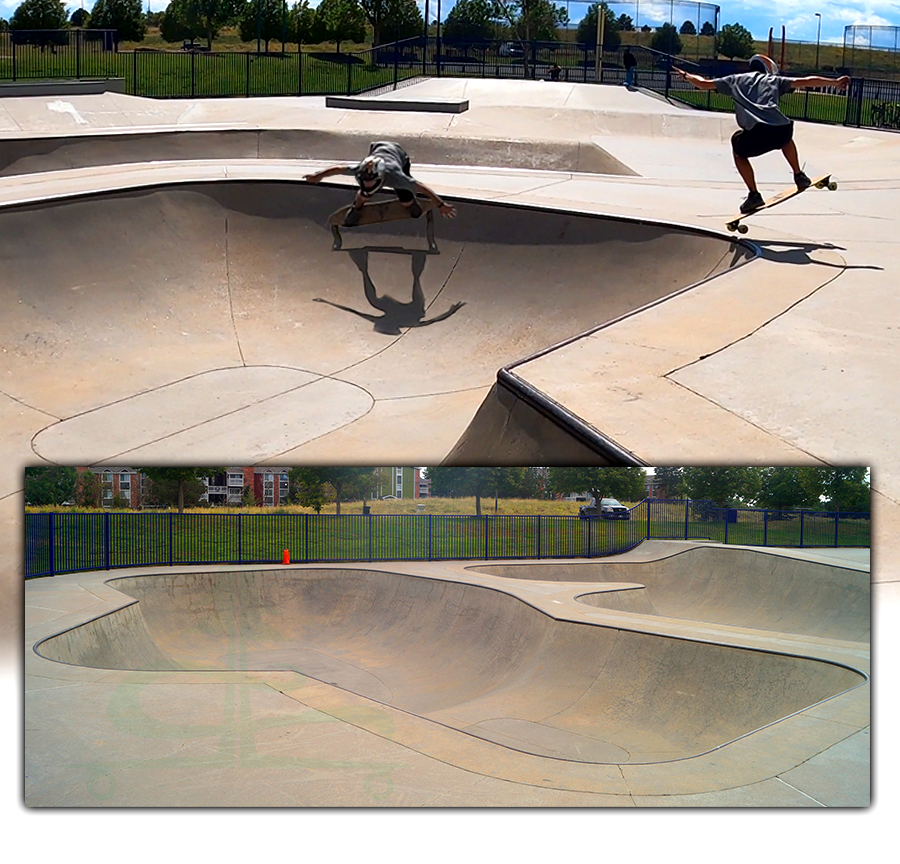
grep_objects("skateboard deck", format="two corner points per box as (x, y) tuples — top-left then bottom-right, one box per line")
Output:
(328, 197), (437, 251)
(726, 174), (837, 234)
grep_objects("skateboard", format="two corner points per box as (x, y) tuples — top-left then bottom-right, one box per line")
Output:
(726, 174), (837, 234)
(328, 196), (437, 251)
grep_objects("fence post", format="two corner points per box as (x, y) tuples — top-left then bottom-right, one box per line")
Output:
(76, 29), (81, 79)
(368, 513), (373, 562)
(237, 513), (242, 563)
(834, 511), (840, 548)
(724, 510), (729, 545)
(132, 48), (137, 95)
(684, 499), (689, 540)
(484, 516), (489, 560)
(587, 515), (592, 558)
(764, 510), (768, 547)
(646, 499), (651, 540)
(800, 511), (805, 548)
(168, 512), (173, 565)
(428, 515), (433, 561)
(537, 515), (541, 559)
(48, 513), (55, 577)
(105, 512), (110, 571)
(298, 48), (303, 96)
(305, 513), (309, 562)
(191, 50), (196, 98)
(246, 52), (251, 97)
(347, 54), (352, 95)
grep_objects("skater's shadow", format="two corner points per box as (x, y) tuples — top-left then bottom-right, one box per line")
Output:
(314, 247), (465, 335)
(754, 240), (883, 271)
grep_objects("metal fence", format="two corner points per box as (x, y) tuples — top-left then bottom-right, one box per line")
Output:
(24, 500), (870, 579)
(2, 31), (898, 132)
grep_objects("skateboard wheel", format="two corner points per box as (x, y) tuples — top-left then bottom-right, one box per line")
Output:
(828, 182), (838, 191)
(738, 224), (749, 234)
(726, 222), (738, 232)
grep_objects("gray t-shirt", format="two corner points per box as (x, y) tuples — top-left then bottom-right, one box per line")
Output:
(339, 141), (418, 192)
(714, 72), (795, 130)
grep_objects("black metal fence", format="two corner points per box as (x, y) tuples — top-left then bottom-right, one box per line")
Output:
(24, 500), (870, 579)
(0, 31), (894, 132)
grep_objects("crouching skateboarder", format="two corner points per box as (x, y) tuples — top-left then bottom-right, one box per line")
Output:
(675, 55), (849, 213)
(304, 141), (457, 224)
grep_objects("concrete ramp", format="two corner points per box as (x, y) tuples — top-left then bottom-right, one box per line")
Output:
(36, 568), (865, 765)
(472, 544), (871, 642)
(1, 180), (748, 463)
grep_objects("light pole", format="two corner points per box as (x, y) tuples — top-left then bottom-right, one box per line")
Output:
(815, 13), (822, 70)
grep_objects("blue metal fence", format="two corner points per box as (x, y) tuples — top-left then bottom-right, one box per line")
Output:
(23, 500), (870, 579)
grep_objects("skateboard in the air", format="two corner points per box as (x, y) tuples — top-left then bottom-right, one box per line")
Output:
(328, 196), (436, 251)
(726, 174), (837, 234)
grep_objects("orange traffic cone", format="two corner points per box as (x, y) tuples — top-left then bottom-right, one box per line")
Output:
(282, 549), (290, 565)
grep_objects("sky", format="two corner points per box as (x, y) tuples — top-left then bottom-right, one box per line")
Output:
(1, 0), (898, 47)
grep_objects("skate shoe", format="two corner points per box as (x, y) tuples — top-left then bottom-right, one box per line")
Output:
(740, 190), (764, 214)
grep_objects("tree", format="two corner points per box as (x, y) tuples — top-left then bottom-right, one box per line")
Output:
(442, 0), (496, 41)
(700, 21), (715, 37)
(650, 22), (681, 56)
(715, 22), (754, 60)
(797, 468), (871, 512)
(615, 14), (633, 32)
(138, 468), (222, 513)
(547, 467), (646, 505)
(164, 0), (243, 49)
(70, 8), (90, 26)
(425, 467), (501, 515)
(288, 0), (316, 44)
(681, 467), (761, 507)
(312, 0), (366, 51)
(359, 0), (423, 47)
(11, 0), (68, 29)
(89, 0), (147, 42)
(74, 470), (102, 508)
(756, 467), (817, 510)
(651, 467), (683, 499)
(286, 467), (374, 515)
(24, 467), (77, 506)
(679, 20), (695, 36)
(575, 3), (620, 52)
(239, 0), (291, 50)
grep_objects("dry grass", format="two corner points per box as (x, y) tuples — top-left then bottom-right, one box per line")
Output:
(25, 496), (641, 517)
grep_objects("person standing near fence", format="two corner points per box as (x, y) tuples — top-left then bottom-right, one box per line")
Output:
(623, 48), (637, 87)
(674, 54), (850, 214)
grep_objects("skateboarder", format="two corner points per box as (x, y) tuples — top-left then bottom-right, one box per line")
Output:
(674, 55), (850, 213)
(304, 141), (457, 225)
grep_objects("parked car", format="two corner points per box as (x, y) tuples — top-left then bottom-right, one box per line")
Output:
(499, 41), (524, 58)
(579, 498), (631, 519)
(600, 498), (630, 519)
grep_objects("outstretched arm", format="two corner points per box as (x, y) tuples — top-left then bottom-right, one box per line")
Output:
(304, 165), (350, 183)
(673, 68), (717, 90)
(412, 180), (457, 218)
(789, 75), (851, 90)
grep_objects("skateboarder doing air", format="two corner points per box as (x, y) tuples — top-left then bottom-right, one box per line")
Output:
(304, 141), (457, 225)
(674, 55), (850, 213)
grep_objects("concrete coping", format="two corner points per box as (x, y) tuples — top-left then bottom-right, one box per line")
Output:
(0, 78), (126, 97)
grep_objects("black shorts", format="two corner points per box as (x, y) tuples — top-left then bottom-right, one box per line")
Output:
(731, 121), (794, 158)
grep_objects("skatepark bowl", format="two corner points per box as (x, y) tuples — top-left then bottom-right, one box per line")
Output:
(0, 180), (752, 465)
(26, 542), (870, 805)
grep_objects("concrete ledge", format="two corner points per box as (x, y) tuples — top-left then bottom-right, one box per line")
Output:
(0, 78), (125, 97)
(326, 95), (469, 113)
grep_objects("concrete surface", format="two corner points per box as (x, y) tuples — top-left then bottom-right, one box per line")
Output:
(25, 541), (869, 806)
(0, 77), (894, 822)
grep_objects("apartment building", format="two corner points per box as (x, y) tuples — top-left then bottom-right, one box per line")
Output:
(201, 468), (291, 506)
(373, 467), (429, 499)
